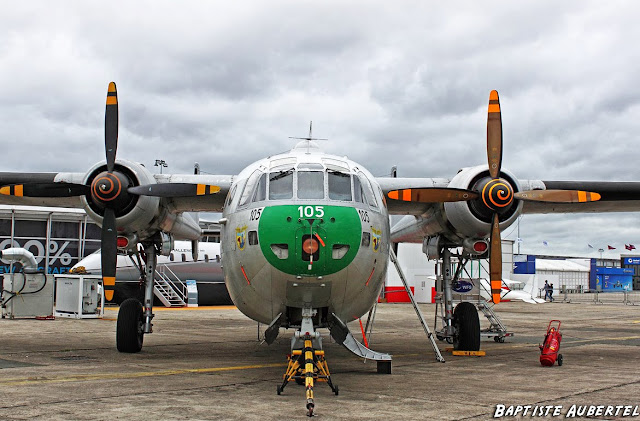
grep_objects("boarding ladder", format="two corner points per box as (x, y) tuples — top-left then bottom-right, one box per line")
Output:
(476, 301), (511, 342)
(153, 265), (187, 307)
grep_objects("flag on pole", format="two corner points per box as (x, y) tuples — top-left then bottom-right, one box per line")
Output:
(608, 245), (616, 250)
(631, 244), (636, 250)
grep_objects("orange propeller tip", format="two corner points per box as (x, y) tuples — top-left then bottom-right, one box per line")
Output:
(592, 192), (602, 201)
(388, 191), (399, 200)
(489, 90), (499, 100)
(108, 82), (117, 92)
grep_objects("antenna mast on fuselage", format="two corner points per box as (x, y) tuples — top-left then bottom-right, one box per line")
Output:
(289, 121), (328, 154)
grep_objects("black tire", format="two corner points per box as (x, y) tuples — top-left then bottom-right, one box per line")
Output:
(116, 298), (144, 353)
(557, 354), (563, 366)
(453, 302), (480, 351)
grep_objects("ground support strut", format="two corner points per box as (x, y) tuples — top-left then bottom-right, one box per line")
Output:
(277, 335), (338, 417)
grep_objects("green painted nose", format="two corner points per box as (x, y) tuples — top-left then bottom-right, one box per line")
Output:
(258, 205), (361, 276)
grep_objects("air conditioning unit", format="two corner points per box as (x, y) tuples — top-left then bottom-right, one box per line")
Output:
(1, 273), (54, 319)
(54, 275), (104, 319)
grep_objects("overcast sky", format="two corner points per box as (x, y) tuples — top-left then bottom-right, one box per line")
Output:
(2, 1), (640, 258)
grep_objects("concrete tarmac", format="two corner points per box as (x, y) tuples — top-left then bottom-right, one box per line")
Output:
(1, 301), (639, 420)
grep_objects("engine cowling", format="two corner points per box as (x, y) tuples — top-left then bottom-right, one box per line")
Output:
(81, 159), (161, 239)
(443, 165), (522, 240)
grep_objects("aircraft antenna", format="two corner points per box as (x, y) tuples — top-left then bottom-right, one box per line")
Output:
(289, 121), (328, 154)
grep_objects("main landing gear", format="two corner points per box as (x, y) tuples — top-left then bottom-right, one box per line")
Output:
(277, 308), (391, 416)
(116, 241), (158, 353)
(434, 246), (482, 351)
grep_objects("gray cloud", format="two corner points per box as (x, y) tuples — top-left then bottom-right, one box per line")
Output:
(1, 0), (640, 257)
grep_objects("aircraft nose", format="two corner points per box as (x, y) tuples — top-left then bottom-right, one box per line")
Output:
(257, 205), (362, 276)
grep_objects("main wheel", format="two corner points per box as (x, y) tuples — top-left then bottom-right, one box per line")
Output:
(557, 354), (563, 366)
(453, 302), (480, 351)
(116, 298), (144, 353)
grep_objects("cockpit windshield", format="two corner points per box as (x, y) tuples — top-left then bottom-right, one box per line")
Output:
(269, 169), (294, 200)
(297, 172), (324, 199)
(328, 171), (352, 201)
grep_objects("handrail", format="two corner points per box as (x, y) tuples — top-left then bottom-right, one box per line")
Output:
(155, 265), (186, 302)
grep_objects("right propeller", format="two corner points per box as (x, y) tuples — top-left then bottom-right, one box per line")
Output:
(387, 90), (602, 304)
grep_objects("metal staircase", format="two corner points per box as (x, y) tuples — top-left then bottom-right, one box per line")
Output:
(153, 265), (186, 307)
(476, 301), (512, 342)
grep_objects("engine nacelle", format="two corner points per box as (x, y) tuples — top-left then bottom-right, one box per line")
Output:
(81, 159), (161, 239)
(443, 165), (522, 240)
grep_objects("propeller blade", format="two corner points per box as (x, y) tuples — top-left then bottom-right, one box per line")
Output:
(387, 188), (479, 203)
(515, 189), (601, 203)
(0, 183), (90, 197)
(101, 208), (117, 301)
(105, 82), (118, 172)
(128, 183), (221, 197)
(489, 213), (502, 304)
(487, 90), (502, 179)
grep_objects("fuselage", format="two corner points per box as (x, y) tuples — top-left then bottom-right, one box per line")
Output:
(221, 141), (390, 326)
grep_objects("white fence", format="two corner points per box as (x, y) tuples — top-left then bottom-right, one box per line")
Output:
(538, 289), (640, 305)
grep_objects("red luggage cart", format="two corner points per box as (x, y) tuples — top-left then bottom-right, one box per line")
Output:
(539, 320), (563, 366)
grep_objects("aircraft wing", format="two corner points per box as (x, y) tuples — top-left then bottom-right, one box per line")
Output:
(0, 171), (234, 213)
(0, 172), (86, 208)
(141, 174), (234, 212)
(379, 177), (640, 216)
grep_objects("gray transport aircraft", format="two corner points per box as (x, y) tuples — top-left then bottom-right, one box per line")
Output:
(1, 84), (639, 415)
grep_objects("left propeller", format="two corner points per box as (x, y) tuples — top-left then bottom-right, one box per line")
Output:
(0, 82), (222, 301)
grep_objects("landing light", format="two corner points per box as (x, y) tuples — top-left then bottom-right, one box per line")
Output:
(303, 237), (319, 255)
(473, 241), (488, 253)
(117, 236), (129, 249)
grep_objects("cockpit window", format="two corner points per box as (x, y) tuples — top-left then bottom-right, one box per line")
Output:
(252, 173), (267, 202)
(353, 176), (364, 203)
(328, 171), (352, 201)
(224, 184), (237, 209)
(239, 170), (262, 207)
(297, 171), (324, 199)
(358, 172), (378, 208)
(269, 169), (294, 200)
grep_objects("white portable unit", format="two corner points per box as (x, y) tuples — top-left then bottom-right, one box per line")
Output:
(1, 273), (54, 319)
(54, 275), (104, 319)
